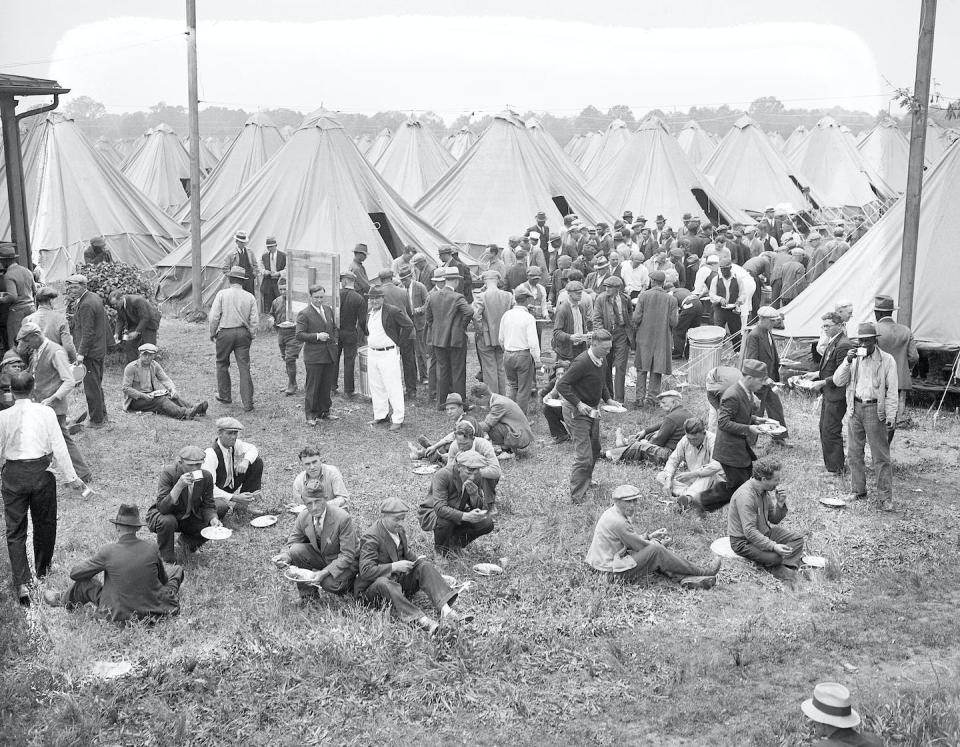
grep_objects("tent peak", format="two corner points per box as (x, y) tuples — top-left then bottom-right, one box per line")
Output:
(637, 116), (669, 133)
(732, 114), (756, 130)
(298, 109), (345, 131)
(244, 111), (278, 128)
(153, 123), (176, 135)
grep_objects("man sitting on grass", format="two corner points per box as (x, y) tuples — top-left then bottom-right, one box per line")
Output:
(409, 393), (483, 463)
(201, 417), (264, 518)
(656, 417), (723, 510)
(606, 390), (692, 464)
(272, 485), (357, 605)
(291, 445), (349, 509)
(469, 382), (534, 456)
(43, 504), (183, 622)
(121, 343), (208, 420)
(585, 484), (720, 589)
(148, 446), (225, 564)
(444, 420), (502, 505)
(421, 449), (496, 555)
(356, 498), (471, 636)
(728, 456), (804, 584)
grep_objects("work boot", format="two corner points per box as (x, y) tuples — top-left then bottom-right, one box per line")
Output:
(769, 565), (797, 584)
(679, 575), (717, 590)
(284, 361), (298, 396)
(702, 557), (722, 576)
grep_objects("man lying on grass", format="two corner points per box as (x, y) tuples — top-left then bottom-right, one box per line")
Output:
(356, 498), (471, 636)
(585, 484), (720, 590)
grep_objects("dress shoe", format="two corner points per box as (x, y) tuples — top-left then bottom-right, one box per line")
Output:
(417, 435), (432, 448)
(769, 565), (797, 583)
(88, 420), (108, 430)
(847, 493), (867, 502)
(389, 423), (402, 432)
(215, 396), (232, 404)
(679, 575), (717, 590)
(197, 401), (209, 416)
(880, 500), (896, 512)
(17, 584), (31, 606)
(243, 406), (255, 413)
(67, 423), (85, 435)
(306, 419), (318, 427)
(319, 412), (338, 420)
(702, 557), (722, 576)
(368, 417), (390, 426)
(552, 434), (570, 445)
(283, 385), (298, 396)
(42, 589), (65, 607)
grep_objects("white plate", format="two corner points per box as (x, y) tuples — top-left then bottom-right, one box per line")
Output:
(90, 661), (132, 679)
(283, 567), (316, 583)
(779, 359), (802, 368)
(710, 536), (740, 559)
(601, 405), (628, 414)
(250, 515), (277, 528)
(473, 562), (504, 576)
(71, 364), (87, 383)
(413, 465), (438, 475)
(755, 423), (787, 436)
(543, 397), (562, 407)
(200, 526), (232, 540)
(497, 451), (515, 461)
(288, 504), (306, 515)
(802, 555), (826, 568)
(819, 496), (847, 508)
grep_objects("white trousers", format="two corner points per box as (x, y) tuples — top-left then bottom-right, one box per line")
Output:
(368, 347), (405, 423)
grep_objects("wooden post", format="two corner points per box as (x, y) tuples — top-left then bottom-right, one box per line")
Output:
(0, 97), (32, 268)
(898, 0), (937, 327)
(186, 0), (203, 310)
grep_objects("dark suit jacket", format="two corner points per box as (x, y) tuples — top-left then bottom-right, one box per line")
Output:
(526, 223), (550, 253)
(552, 299), (591, 361)
(817, 333), (854, 402)
(152, 465), (216, 523)
(116, 294), (161, 338)
(354, 520), (417, 596)
(260, 249), (287, 275)
(285, 505), (358, 581)
(450, 258), (474, 304)
(74, 290), (109, 358)
(713, 382), (760, 468)
(377, 303), (414, 347)
(428, 464), (489, 523)
(876, 317), (919, 391)
(742, 326), (781, 382)
(504, 262), (528, 292)
(404, 279), (429, 331)
(296, 303), (339, 364)
(69, 534), (179, 622)
(424, 288), (472, 348)
(339, 288), (368, 342)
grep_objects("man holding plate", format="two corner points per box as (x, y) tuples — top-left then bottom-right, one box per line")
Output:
(291, 446), (349, 510)
(121, 344), (208, 421)
(202, 418), (264, 517)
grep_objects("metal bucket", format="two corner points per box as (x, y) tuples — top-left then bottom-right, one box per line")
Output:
(686, 325), (725, 386)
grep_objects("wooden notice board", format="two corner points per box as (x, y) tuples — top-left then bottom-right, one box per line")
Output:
(287, 250), (340, 321)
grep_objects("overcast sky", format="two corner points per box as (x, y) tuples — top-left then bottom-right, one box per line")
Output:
(4, 1), (958, 124)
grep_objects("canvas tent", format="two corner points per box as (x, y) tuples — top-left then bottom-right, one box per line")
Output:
(525, 117), (585, 183)
(172, 112), (285, 224)
(446, 127), (477, 160)
(786, 116), (897, 208)
(0, 112), (186, 281)
(415, 110), (613, 254)
(778, 139), (960, 349)
(94, 136), (123, 169)
(573, 131), (603, 171)
(121, 123), (191, 213)
(582, 119), (632, 180)
(182, 136), (219, 173)
(374, 117), (455, 204)
(364, 128), (392, 164)
(768, 130), (786, 150)
(564, 133), (584, 156)
(156, 109), (468, 307)
(355, 133), (373, 155)
(586, 117), (754, 229)
(783, 125), (809, 156)
(676, 120), (716, 167)
(701, 115), (822, 214)
(856, 117), (914, 194)
(204, 136), (224, 159)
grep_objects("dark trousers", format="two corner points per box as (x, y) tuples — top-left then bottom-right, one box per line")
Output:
(360, 563), (457, 623)
(543, 403), (567, 438)
(215, 327), (254, 409)
(730, 529), (804, 567)
(674, 307), (700, 356)
(304, 363), (336, 420)
(605, 328), (630, 402)
(399, 336), (418, 395)
(563, 403), (601, 503)
(712, 306), (742, 351)
(83, 355), (106, 423)
(56, 414), (91, 481)
(699, 464), (753, 512)
(433, 345), (467, 408)
(756, 383), (788, 439)
(147, 510), (222, 564)
(414, 330), (429, 382)
(503, 350), (536, 414)
(213, 457), (264, 516)
(819, 397), (847, 473)
(337, 335), (359, 395)
(127, 394), (193, 419)
(613, 543), (707, 583)
(285, 542), (356, 598)
(261, 278), (279, 313)
(120, 328), (158, 364)
(433, 516), (495, 554)
(2, 458), (56, 586)
(64, 566), (183, 617)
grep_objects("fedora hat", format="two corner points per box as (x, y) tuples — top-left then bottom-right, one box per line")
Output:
(801, 683), (861, 729)
(873, 294), (898, 312)
(110, 504), (145, 527)
(741, 359), (769, 379)
(857, 322), (879, 338)
(227, 266), (247, 280)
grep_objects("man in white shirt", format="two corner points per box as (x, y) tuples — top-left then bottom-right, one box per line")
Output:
(0, 372), (81, 605)
(514, 266), (551, 319)
(499, 288), (542, 415)
(209, 267), (259, 411)
(365, 285), (413, 432)
(291, 445), (349, 510)
(619, 251), (650, 301)
(201, 417), (264, 518)
(656, 418), (723, 510)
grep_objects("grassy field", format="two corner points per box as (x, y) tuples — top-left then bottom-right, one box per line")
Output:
(2, 318), (960, 746)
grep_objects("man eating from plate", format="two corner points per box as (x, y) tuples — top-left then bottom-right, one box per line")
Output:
(121, 343), (208, 420)
(291, 445), (349, 509)
(421, 447), (496, 555)
(272, 482), (358, 605)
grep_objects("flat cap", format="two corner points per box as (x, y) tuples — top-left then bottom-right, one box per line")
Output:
(526, 266), (542, 277)
(514, 287), (534, 301)
(438, 245), (454, 255)
(649, 270), (666, 283)
(1, 350), (22, 367)
(564, 281), (584, 293)
(380, 497), (410, 514)
(65, 274), (88, 285)
(657, 389), (682, 399)
(612, 484), (641, 501)
(137, 343), (159, 353)
(602, 275), (623, 287)
(15, 321), (43, 340)
(557, 256), (573, 268)
(549, 234), (562, 244)
(757, 305), (781, 319)
(741, 359), (769, 379)
(339, 270), (356, 280)
(178, 445), (206, 462)
(216, 416), (244, 431)
(455, 450), (487, 468)
(480, 270), (501, 280)
(411, 253), (427, 264)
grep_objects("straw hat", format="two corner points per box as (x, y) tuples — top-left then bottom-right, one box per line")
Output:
(801, 683), (861, 729)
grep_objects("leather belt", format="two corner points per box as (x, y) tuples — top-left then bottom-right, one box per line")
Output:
(854, 397), (877, 404)
(370, 345), (395, 352)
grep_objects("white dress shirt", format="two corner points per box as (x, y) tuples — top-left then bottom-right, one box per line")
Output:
(202, 438), (260, 500)
(0, 399), (77, 482)
(619, 263), (649, 295)
(498, 307), (541, 362)
(367, 309), (393, 348)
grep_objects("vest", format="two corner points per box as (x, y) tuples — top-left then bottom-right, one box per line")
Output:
(716, 273), (739, 304)
(211, 441), (235, 490)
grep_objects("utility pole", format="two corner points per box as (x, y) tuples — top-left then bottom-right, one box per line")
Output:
(186, 0), (203, 311)
(898, 0), (937, 327)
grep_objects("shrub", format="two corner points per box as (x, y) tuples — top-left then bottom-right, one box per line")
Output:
(73, 262), (154, 301)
